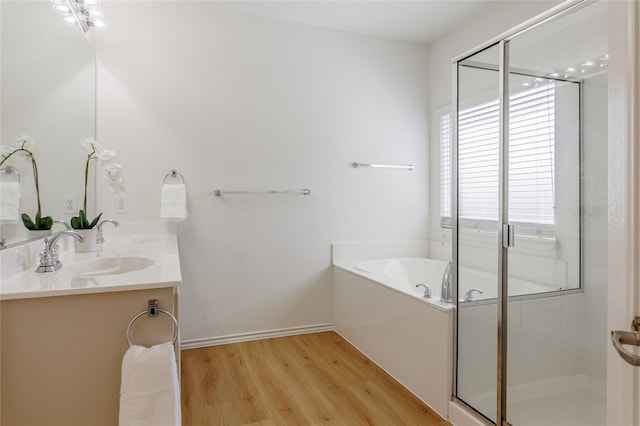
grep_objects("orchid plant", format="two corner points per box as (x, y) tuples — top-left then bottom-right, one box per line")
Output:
(0, 135), (53, 230)
(71, 139), (125, 229)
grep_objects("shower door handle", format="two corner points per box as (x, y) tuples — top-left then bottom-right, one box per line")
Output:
(502, 224), (515, 248)
(611, 329), (640, 366)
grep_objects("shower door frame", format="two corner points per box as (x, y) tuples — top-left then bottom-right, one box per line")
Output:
(451, 1), (597, 424)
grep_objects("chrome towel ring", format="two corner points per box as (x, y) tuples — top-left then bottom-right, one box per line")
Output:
(163, 169), (185, 184)
(126, 299), (178, 347)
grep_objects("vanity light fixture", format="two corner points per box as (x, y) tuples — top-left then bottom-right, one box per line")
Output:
(51, 0), (105, 32)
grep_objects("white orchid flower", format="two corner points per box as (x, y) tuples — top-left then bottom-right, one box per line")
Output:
(103, 163), (124, 183)
(104, 163), (126, 194)
(96, 148), (117, 163)
(11, 134), (34, 152)
(107, 183), (127, 194)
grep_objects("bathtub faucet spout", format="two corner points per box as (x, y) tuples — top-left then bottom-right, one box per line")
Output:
(440, 259), (452, 303)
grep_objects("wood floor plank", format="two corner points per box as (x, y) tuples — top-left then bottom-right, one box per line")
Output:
(181, 331), (451, 426)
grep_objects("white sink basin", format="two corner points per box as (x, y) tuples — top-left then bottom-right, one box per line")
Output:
(63, 256), (155, 278)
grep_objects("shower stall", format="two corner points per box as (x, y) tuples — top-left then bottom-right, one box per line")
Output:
(451, 1), (608, 425)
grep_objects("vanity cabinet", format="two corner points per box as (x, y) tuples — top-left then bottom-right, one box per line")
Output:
(1, 287), (179, 426)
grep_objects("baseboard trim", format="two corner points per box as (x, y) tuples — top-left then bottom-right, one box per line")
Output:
(180, 323), (335, 349)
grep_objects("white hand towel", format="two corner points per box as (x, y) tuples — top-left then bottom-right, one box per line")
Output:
(0, 181), (21, 223)
(119, 342), (181, 426)
(160, 183), (187, 222)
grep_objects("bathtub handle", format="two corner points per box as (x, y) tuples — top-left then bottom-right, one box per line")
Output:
(463, 288), (484, 302)
(416, 284), (432, 298)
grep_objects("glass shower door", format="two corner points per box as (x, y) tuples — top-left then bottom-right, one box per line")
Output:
(505, 2), (607, 425)
(454, 2), (608, 425)
(454, 43), (501, 424)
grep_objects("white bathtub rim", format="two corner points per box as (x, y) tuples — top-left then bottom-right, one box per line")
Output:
(333, 264), (453, 313)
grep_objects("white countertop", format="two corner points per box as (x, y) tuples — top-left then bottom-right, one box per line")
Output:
(0, 224), (182, 301)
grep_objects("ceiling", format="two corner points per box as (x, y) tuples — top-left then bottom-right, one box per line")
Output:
(217, 1), (501, 44)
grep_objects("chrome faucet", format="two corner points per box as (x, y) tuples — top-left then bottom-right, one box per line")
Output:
(463, 288), (484, 302)
(36, 230), (84, 273)
(415, 283), (432, 298)
(53, 220), (70, 230)
(440, 259), (452, 302)
(96, 220), (120, 245)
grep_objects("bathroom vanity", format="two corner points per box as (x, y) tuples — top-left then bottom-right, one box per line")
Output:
(0, 224), (182, 426)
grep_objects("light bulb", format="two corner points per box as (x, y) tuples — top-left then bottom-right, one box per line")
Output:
(64, 13), (77, 24)
(53, 0), (70, 13)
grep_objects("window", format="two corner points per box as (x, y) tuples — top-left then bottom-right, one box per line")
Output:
(440, 82), (556, 231)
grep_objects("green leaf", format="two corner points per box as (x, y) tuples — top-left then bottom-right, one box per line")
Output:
(70, 216), (82, 229)
(70, 210), (102, 229)
(79, 209), (88, 227)
(88, 212), (103, 229)
(21, 213), (36, 230)
(37, 216), (53, 230)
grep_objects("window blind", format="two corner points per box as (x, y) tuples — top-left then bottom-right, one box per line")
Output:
(439, 113), (452, 222)
(440, 82), (556, 227)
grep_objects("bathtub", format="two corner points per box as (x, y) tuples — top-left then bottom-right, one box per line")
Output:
(355, 257), (451, 308)
(332, 254), (453, 418)
(355, 257), (560, 304)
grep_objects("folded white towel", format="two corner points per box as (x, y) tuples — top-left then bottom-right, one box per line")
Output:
(119, 342), (181, 426)
(0, 181), (21, 223)
(160, 183), (187, 222)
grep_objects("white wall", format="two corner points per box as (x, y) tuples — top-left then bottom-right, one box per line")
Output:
(95, 2), (430, 342)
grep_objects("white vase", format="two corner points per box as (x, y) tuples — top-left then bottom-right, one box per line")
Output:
(73, 228), (99, 253)
(27, 229), (52, 240)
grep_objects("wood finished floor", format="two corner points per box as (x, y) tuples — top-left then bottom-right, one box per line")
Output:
(181, 331), (451, 426)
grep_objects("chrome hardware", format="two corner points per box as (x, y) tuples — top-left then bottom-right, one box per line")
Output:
(416, 284), (432, 298)
(36, 231), (84, 273)
(214, 188), (311, 196)
(351, 162), (414, 171)
(53, 220), (70, 230)
(96, 219), (119, 244)
(502, 224), (515, 248)
(463, 288), (484, 302)
(164, 169), (185, 184)
(148, 299), (159, 317)
(611, 329), (640, 366)
(126, 299), (178, 347)
(632, 316), (640, 332)
(441, 259), (452, 302)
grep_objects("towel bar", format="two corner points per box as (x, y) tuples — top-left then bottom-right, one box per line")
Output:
(213, 188), (311, 196)
(126, 299), (178, 347)
(351, 162), (414, 171)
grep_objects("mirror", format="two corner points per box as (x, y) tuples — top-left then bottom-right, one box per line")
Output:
(1, 0), (96, 248)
